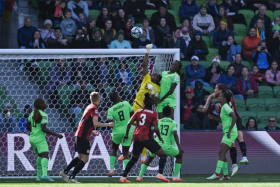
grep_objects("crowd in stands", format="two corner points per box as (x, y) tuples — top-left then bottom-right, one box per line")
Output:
(4, 0), (280, 132)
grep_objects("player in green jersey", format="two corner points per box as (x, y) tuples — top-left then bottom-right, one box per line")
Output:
(27, 98), (63, 182)
(207, 91), (238, 181)
(137, 105), (184, 182)
(107, 92), (134, 177)
(156, 61), (182, 119)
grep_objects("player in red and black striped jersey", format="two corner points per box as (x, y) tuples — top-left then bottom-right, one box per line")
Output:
(203, 83), (249, 177)
(59, 92), (114, 183)
(119, 93), (169, 183)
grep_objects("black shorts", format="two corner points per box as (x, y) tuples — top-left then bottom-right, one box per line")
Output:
(236, 116), (244, 131)
(75, 137), (90, 155)
(132, 139), (162, 156)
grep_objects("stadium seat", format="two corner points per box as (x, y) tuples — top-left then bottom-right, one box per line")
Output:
(274, 10), (280, 19)
(233, 24), (247, 36)
(234, 36), (244, 45)
(220, 61), (230, 69)
(257, 123), (267, 130)
(241, 61), (251, 69)
(202, 36), (211, 48)
(170, 1), (181, 12)
(265, 98), (280, 111)
(204, 86), (214, 93)
(258, 86), (274, 99)
(57, 85), (76, 109)
(246, 98), (266, 112)
(257, 111), (276, 124)
(206, 48), (220, 62)
(182, 61), (191, 68)
(239, 111), (257, 126)
(168, 10), (180, 24)
(199, 61), (211, 68)
(196, 0), (208, 7)
(144, 10), (157, 20)
(89, 10), (101, 20)
(238, 9), (254, 28)
(255, 10), (274, 21)
(273, 86), (280, 98)
(277, 111), (280, 123)
(235, 99), (246, 112)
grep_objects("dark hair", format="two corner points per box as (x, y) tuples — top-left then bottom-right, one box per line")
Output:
(242, 66), (249, 72)
(143, 93), (153, 110)
(227, 64), (236, 73)
(216, 83), (227, 92)
(228, 35), (237, 45)
(221, 90), (232, 104)
(163, 105), (172, 117)
(246, 117), (258, 130)
(218, 5), (225, 10)
(54, 27), (62, 32)
(33, 98), (46, 123)
(109, 92), (119, 103)
(65, 9), (71, 14)
(252, 65), (259, 70)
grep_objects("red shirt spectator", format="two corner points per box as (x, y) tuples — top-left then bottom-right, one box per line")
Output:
(242, 27), (261, 60)
(250, 65), (266, 85)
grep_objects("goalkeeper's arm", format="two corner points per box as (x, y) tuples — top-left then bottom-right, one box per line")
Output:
(143, 53), (149, 76)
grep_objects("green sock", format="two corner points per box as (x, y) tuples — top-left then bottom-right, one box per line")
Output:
(215, 160), (224, 174)
(173, 163), (182, 178)
(110, 156), (116, 170)
(36, 157), (42, 179)
(123, 159), (129, 168)
(41, 158), (49, 176)
(223, 162), (228, 175)
(139, 164), (148, 177)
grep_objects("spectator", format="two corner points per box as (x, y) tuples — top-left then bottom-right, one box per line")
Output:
(47, 27), (71, 48)
(265, 61), (280, 87)
(214, 5), (234, 31)
(38, 19), (54, 42)
(181, 88), (195, 123)
(72, 27), (89, 48)
(122, 17), (134, 44)
(212, 19), (234, 49)
(132, 29), (151, 49)
(142, 18), (156, 44)
(88, 27), (107, 49)
(185, 56), (208, 86)
(154, 17), (171, 48)
(184, 104), (210, 130)
(192, 4), (215, 36)
(252, 41), (272, 73)
(146, 0), (170, 10)
(180, 18), (193, 47)
(46, 59), (71, 108)
(116, 61), (133, 85)
(236, 67), (259, 99)
(194, 79), (211, 105)
(60, 9), (77, 37)
(77, 12), (87, 28)
(17, 17), (37, 48)
(27, 30), (47, 49)
(232, 53), (245, 77)
(269, 27), (280, 61)
(18, 104), (32, 132)
(163, 28), (187, 60)
(208, 102), (221, 129)
(101, 20), (116, 46)
(123, 0), (146, 24)
(219, 35), (241, 62)
(115, 8), (127, 31)
(250, 4), (272, 34)
(67, 0), (89, 22)
(100, 0), (122, 13)
(47, 0), (67, 27)
(90, 58), (110, 85)
(205, 56), (226, 87)
(85, 15), (96, 37)
(70, 58), (91, 85)
(150, 3), (176, 32)
(69, 80), (90, 128)
(109, 30), (132, 49)
(246, 117), (258, 131)
(207, 0), (219, 18)
(187, 30), (209, 60)
(254, 19), (266, 41)
(222, 0), (247, 25)
(179, 0), (199, 22)
(250, 65), (266, 85)
(272, 16), (280, 27)
(0, 104), (18, 133)
(242, 27), (261, 61)
(96, 6), (114, 29)
(263, 116), (280, 130)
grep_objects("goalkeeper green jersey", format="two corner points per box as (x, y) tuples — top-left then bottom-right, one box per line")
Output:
(28, 110), (48, 143)
(155, 117), (177, 145)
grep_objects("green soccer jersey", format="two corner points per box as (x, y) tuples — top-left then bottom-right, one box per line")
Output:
(220, 103), (237, 133)
(155, 117), (177, 145)
(28, 110), (48, 143)
(107, 101), (133, 135)
(159, 71), (180, 100)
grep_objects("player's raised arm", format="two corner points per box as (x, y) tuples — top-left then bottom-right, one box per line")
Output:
(41, 124), (63, 139)
(142, 44), (153, 76)
(92, 116), (114, 128)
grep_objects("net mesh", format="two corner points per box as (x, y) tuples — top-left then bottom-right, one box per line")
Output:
(0, 52), (176, 177)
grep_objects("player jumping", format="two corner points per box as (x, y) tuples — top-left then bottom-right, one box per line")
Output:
(27, 98), (63, 182)
(137, 105), (184, 182)
(59, 92), (114, 183)
(107, 92), (134, 177)
(119, 93), (169, 183)
(207, 90), (238, 180)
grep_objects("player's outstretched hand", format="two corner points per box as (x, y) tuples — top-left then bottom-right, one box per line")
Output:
(146, 44), (153, 54)
(57, 134), (63, 139)
(108, 122), (115, 128)
(92, 130), (100, 136)
(123, 135), (128, 143)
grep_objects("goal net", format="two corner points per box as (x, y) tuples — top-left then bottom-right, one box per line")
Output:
(0, 49), (180, 178)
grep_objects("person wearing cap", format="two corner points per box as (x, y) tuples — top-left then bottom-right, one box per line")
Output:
(109, 30), (132, 49)
(219, 35), (241, 62)
(205, 56), (226, 87)
(212, 19), (234, 49)
(192, 4), (215, 36)
(187, 30), (209, 60)
(0, 103), (18, 133)
(88, 27), (108, 49)
(181, 88), (195, 123)
(179, 0), (199, 22)
(38, 19), (54, 42)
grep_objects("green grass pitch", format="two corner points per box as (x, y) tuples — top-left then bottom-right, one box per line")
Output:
(1, 174), (280, 187)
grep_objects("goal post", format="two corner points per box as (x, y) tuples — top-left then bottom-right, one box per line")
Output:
(0, 49), (180, 178)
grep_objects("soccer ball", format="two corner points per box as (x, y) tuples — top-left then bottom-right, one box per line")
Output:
(131, 27), (143, 38)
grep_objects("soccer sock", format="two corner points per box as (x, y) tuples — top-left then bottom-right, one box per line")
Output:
(139, 164), (148, 177)
(36, 157), (42, 178)
(41, 158), (49, 176)
(223, 162), (229, 176)
(239, 142), (247, 157)
(141, 148), (147, 158)
(215, 160), (224, 175)
(173, 163), (182, 178)
(70, 160), (85, 179)
(122, 157), (137, 177)
(110, 156), (116, 170)
(64, 157), (80, 174)
(158, 155), (167, 174)
(123, 159), (129, 168)
(230, 147), (237, 165)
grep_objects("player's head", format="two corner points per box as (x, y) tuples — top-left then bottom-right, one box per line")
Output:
(109, 92), (121, 104)
(170, 60), (182, 74)
(143, 93), (154, 110)
(163, 105), (172, 117)
(214, 83), (227, 97)
(90, 92), (100, 106)
(33, 98), (47, 123)
(218, 90), (231, 105)
(151, 73), (162, 85)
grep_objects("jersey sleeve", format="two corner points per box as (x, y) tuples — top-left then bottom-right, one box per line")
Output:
(107, 108), (113, 120)
(172, 73), (180, 84)
(224, 104), (233, 116)
(91, 107), (99, 117)
(172, 122), (177, 132)
(41, 113), (48, 124)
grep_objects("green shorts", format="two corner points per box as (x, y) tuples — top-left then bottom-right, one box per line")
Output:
(30, 139), (49, 154)
(156, 98), (176, 113)
(112, 131), (133, 147)
(221, 131), (238, 147)
(149, 143), (179, 158)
